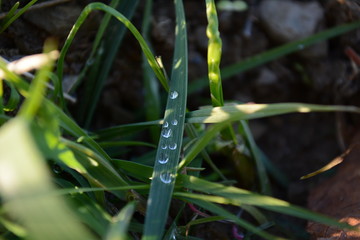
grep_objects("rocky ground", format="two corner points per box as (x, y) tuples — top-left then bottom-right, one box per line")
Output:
(2, 0), (360, 238)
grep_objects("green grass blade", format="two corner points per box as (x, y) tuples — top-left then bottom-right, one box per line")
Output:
(176, 196), (282, 240)
(113, 160), (153, 182)
(0, 119), (96, 240)
(186, 103), (360, 123)
(19, 40), (58, 121)
(0, 0), (38, 33)
(205, 0), (224, 107)
(57, 2), (167, 108)
(95, 119), (162, 140)
(62, 138), (129, 189)
(0, 2), (19, 28)
(3, 82), (20, 112)
(78, 0), (139, 127)
(189, 20), (360, 94)
(180, 103), (360, 169)
(143, 0), (188, 239)
(142, 0), (162, 143)
(105, 202), (136, 240)
(239, 120), (271, 194)
(177, 175), (352, 231)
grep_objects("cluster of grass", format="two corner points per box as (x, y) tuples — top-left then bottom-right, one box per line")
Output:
(1, 0), (360, 239)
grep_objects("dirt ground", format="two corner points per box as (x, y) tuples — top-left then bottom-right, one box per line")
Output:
(2, 0), (360, 239)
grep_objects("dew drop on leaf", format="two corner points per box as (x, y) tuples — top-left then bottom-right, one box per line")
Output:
(169, 143), (177, 150)
(158, 153), (169, 164)
(160, 172), (173, 184)
(169, 91), (178, 99)
(161, 128), (172, 138)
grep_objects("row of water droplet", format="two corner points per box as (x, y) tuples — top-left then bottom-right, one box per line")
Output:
(158, 91), (179, 184)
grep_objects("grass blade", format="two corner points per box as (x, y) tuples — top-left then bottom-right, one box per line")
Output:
(0, 119), (96, 240)
(105, 202), (136, 240)
(78, 0), (139, 127)
(189, 20), (360, 94)
(142, 0), (162, 143)
(176, 196), (282, 240)
(180, 103), (360, 169)
(0, 0), (38, 33)
(143, 0), (188, 239)
(186, 103), (360, 123)
(57, 2), (167, 108)
(205, 0), (224, 107)
(177, 175), (352, 231)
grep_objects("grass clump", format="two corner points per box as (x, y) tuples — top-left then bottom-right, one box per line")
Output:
(0, 1), (360, 240)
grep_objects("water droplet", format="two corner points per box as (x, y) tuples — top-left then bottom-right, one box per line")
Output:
(160, 172), (173, 184)
(161, 143), (168, 150)
(163, 121), (169, 128)
(171, 119), (178, 126)
(158, 153), (169, 164)
(98, 47), (104, 55)
(161, 128), (172, 138)
(297, 44), (304, 50)
(86, 58), (95, 66)
(169, 143), (177, 150)
(169, 91), (178, 99)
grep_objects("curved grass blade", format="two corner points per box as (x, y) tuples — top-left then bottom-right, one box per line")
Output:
(142, 0), (162, 143)
(78, 0), (140, 128)
(189, 20), (360, 94)
(57, 2), (167, 107)
(186, 103), (360, 123)
(175, 196), (282, 240)
(3, 82), (20, 112)
(105, 202), (136, 240)
(180, 103), (360, 169)
(142, 0), (188, 239)
(0, 0), (38, 33)
(0, 119), (97, 240)
(177, 175), (352, 231)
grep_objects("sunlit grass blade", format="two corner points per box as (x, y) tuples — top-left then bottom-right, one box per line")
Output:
(61, 138), (129, 197)
(18, 40), (58, 120)
(186, 103), (360, 124)
(0, 0), (38, 33)
(177, 175), (352, 231)
(180, 103), (360, 169)
(57, 2), (167, 107)
(54, 179), (112, 236)
(205, 0), (224, 107)
(105, 202), (136, 240)
(143, 0), (188, 239)
(0, 119), (96, 240)
(189, 20), (360, 94)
